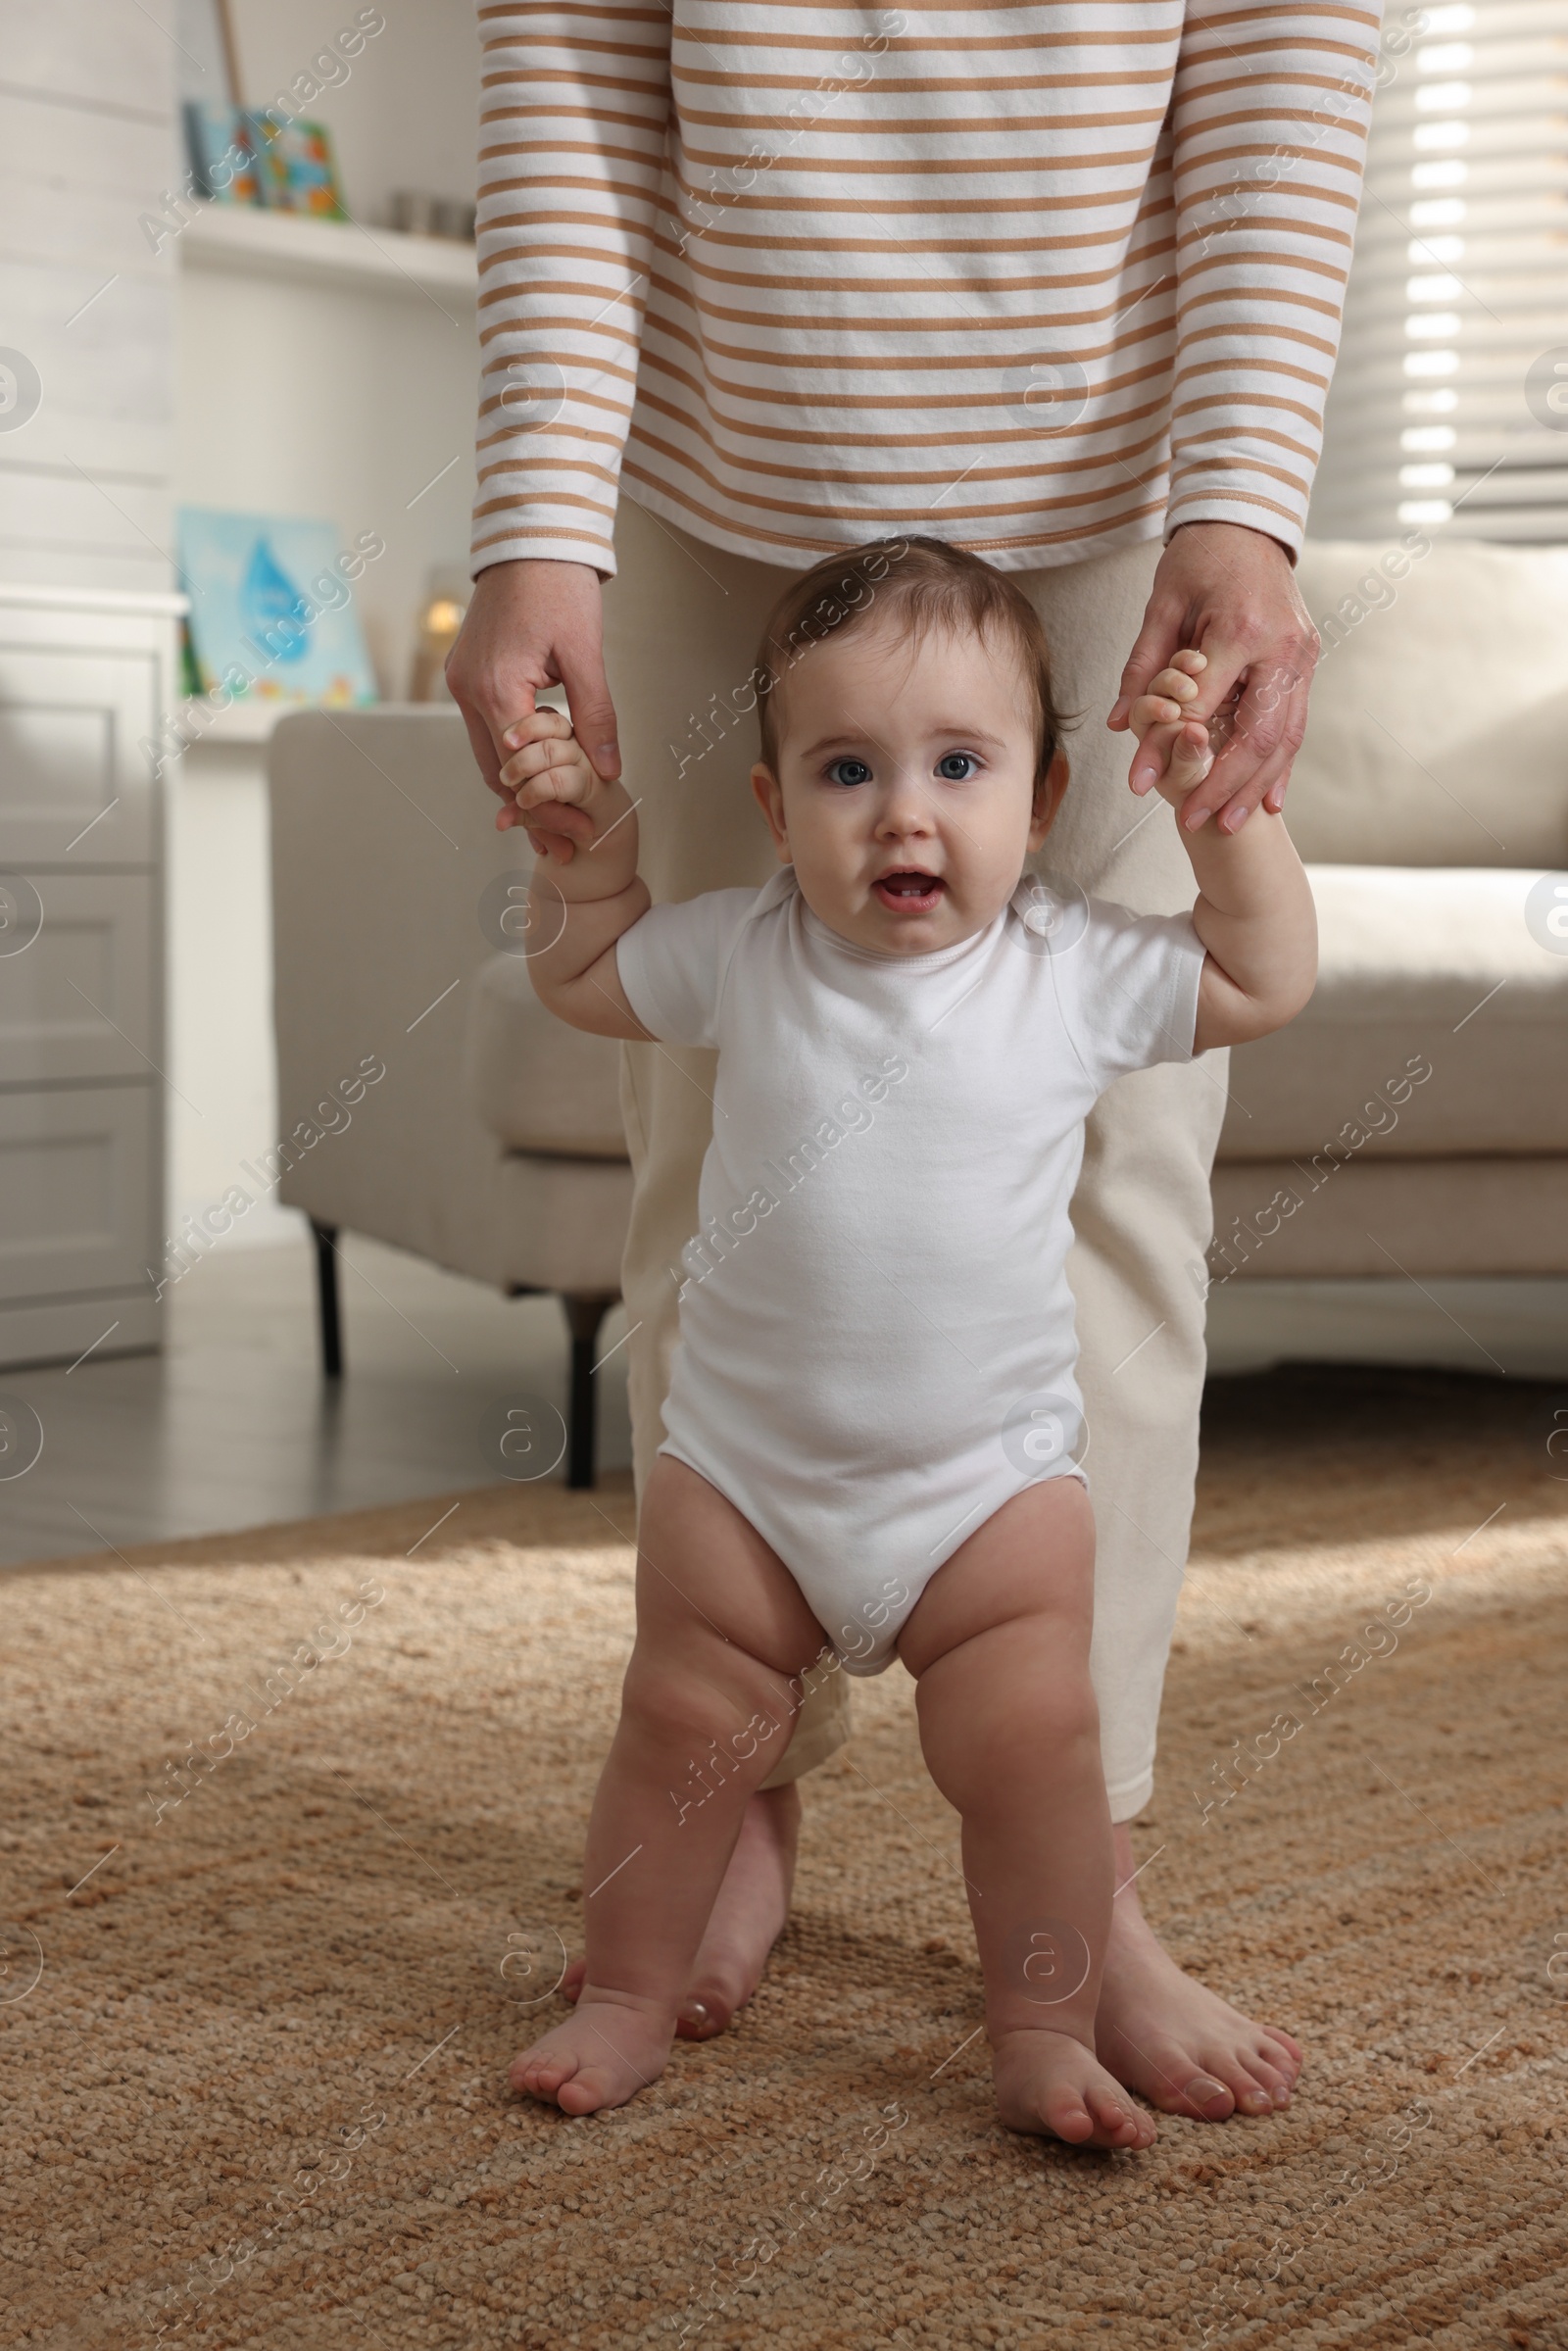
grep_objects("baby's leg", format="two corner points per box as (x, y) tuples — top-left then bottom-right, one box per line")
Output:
(901, 1478), (1156, 2151)
(513, 1456), (828, 2114)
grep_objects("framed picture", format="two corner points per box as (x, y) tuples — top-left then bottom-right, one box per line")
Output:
(183, 105), (262, 206)
(175, 0), (242, 108)
(177, 509), (380, 711)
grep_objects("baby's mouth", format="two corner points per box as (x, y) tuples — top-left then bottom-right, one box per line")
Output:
(872, 870), (945, 912)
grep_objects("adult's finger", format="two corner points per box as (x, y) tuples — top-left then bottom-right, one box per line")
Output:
(458, 697), (528, 804)
(1107, 591), (1188, 732)
(1174, 653), (1314, 832)
(554, 632), (621, 783)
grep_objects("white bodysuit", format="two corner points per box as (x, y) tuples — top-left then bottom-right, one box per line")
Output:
(615, 868), (1206, 1674)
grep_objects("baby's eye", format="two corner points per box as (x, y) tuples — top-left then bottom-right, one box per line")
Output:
(827, 758), (872, 787)
(936, 752), (977, 781)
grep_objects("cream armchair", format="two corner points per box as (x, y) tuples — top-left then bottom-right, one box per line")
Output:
(268, 707), (630, 1486)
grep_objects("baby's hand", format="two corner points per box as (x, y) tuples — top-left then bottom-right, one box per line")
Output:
(498, 708), (601, 863)
(1128, 649), (1214, 808)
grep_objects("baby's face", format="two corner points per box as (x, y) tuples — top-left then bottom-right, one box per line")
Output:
(752, 619), (1065, 955)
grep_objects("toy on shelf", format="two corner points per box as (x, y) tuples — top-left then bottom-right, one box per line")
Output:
(247, 115), (349, 219)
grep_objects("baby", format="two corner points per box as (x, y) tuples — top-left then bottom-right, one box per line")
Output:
(500, 537), (1316, 2149)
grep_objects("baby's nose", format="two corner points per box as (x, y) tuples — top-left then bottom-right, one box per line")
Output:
(876, 772), (935, 827)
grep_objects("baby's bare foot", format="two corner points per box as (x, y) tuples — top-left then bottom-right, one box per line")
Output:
(511, 1989), (671, 2115)
(561, 1783), (800, 2040)
(993, 2027), (1157, 2151)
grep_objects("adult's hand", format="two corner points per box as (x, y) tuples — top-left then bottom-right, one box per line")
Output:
(445, 558), (621, 855)
(1107, 521), (1319, 832)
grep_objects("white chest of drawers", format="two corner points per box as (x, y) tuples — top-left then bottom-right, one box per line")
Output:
(0, 584), (180, 1367)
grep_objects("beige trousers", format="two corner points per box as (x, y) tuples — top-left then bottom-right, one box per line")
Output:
(604, 499), (1226, 1821)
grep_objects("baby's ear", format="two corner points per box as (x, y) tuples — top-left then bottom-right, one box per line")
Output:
(751, 761), (791, 859)
(1030, 747), (1070, 844)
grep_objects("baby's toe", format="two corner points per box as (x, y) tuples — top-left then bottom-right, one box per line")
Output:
(556, 2069), (613, 2115)
(511, 2046), (576, 2097)
(1046, 2088), (1097, 2144)
(1086, 2082), (1150, 2148)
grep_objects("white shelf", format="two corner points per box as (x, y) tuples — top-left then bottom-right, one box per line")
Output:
(178, 699), (280, 746)
(178, 699), (417, 749)
(181, 205), (477, 302)
(0, 582), (188, 618)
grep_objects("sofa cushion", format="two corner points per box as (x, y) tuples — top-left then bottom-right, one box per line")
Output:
(1209, 1155), (1568, 1280)
(1217, 865), (1568, 1160)
(1290, 541), (1568, 868)
(466, 954), (628, 1158)
(493, 1152), (633, 1292)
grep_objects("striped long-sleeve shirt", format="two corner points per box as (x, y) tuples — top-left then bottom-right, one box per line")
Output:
(472, 1), (1382, 577)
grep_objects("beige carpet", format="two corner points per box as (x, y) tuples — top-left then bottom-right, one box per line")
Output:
(5, 1369), (1568, 2351)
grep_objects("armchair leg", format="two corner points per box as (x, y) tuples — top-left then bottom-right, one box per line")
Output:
(311, 1220), (343, 1380)
(561, 1294), (615, 1490)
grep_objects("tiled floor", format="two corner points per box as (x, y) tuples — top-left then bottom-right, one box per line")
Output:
(0, 1226), (632, 1568)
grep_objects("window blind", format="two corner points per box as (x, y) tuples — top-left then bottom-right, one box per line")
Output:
(1310, 0), (1568, 541)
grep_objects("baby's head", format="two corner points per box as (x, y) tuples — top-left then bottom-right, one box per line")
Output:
(750, 536), (1072, 955)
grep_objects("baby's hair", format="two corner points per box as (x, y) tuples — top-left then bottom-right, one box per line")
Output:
(753, 535), (1074, 807)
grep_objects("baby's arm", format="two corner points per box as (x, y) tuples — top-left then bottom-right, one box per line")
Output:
(1129, 654), (1317, 1053)
(497, 710), (653, 1040)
